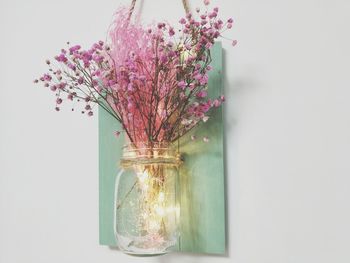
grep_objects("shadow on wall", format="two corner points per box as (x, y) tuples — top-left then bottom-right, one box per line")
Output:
(222, 49), (260, 133)
(221, 48), (260, 260)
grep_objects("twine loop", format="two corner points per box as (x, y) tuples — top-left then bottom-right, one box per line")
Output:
(128, 0), (190, 20)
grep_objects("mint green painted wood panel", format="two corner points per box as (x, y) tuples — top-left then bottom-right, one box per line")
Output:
(99, 42), (226, 254)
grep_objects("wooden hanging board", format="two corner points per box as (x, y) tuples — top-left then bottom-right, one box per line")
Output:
(99, 42), (226, 254)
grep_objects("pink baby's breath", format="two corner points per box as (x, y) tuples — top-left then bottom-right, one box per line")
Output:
(35, 4), (236, 144)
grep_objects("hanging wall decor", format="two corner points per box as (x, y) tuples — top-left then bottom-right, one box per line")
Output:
(35, 0), (236, 257)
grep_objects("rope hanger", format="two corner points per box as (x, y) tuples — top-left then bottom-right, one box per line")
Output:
(128, 0), (190, 20)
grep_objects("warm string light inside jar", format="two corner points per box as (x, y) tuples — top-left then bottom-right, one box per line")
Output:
(114, 142), (181, 255)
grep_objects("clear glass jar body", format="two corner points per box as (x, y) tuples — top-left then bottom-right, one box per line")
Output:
(114, 142), (180, 256)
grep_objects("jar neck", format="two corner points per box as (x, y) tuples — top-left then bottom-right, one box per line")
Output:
(120, 142), (180, 167)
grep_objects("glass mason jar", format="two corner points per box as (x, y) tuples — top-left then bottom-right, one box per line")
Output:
(114, 142), (181, 256)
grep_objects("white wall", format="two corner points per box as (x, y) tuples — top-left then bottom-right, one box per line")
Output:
(1, 0), (350, 262)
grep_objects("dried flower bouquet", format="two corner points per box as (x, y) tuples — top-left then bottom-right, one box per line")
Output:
(35, 0), (236, 145)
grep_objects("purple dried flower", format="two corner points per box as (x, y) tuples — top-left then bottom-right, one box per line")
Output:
(209, 12), (217, 19)
(157, 23), (165, 29)
(93, 55), (104, 63)
(213, 99), (221, 107)
(160, 54), (168, 63)
(68, 63), (76, 71)
(177, 80), (186, 90)
(55, 53), (67, 63)
(77, 77), (84, 85)
(196, 90), (208, 98)
(43, 74), (52, 81)
(179, 18), (186, 24)
(58, 82), (67, 89)
(69, 45), (81, 53)
(169, 28), (175, 36)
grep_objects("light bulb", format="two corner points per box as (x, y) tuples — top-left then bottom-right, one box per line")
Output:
(158, 192), (165, 202)
(138, 171), (148, 183)
(155, 206), (165, 216)
(149, 220), (160, 231)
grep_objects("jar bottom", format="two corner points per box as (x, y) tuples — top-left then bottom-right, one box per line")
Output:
(116, 233), (177, 256)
